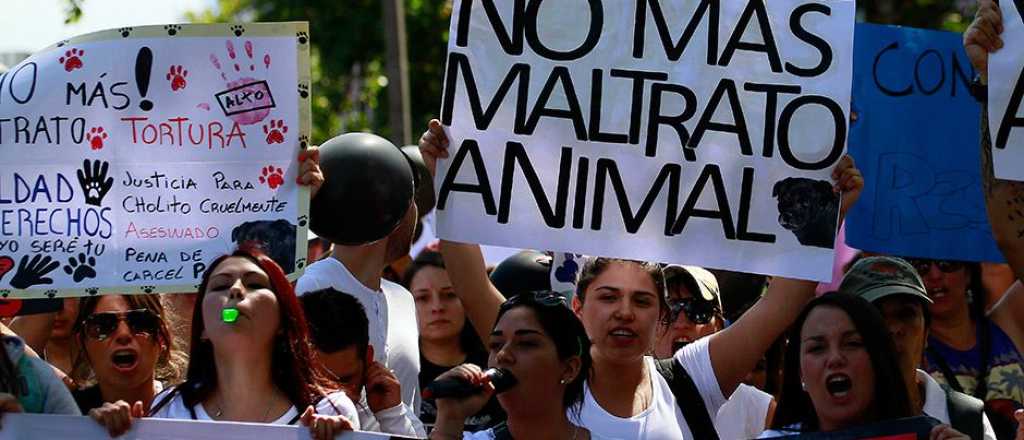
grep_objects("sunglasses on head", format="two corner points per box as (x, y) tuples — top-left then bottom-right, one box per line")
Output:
(905, 258), (964, 275)
(83, 309), (159, 341)
(668, 297), (718, 325)
(500, 291), (567, 312)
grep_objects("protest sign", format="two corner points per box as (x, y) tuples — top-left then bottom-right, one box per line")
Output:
(989, 1), (1024, 180)
(0, 23), (312, 298)
(435, 0), (854, 281)
(0, 414), (413, 440)
(845, 23), (1004, 263)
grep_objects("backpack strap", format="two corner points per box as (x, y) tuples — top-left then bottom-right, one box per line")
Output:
(146, 385), (181, 418)
(654, 358), (720, 440)
(944, 387), (985, 440)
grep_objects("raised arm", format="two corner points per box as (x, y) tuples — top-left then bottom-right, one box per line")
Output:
(420, 120), (507, 344)
(708, 155), (863, 397)
(970, 1), (1024, 345)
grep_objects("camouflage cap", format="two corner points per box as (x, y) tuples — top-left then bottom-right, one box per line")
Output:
(838, 256), (932, 305)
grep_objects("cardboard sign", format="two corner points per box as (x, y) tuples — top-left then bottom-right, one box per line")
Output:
(0, 414), (416, 440)
(845, 23), (1004, 262)
(989, 0), (1024, 181)
(0, 23), (312, 298)
(436, 0), (854, 281)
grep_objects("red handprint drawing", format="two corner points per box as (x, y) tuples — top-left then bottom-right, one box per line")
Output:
(166, 65), (188, 91)
(262, 119), (287, 145)
(58, 48), (84, 72)
(259, 166), (285, 189)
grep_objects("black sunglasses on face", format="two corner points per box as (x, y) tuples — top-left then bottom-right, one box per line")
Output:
(905, 258), (964, 275)
(668, 297), (718, 325)
(84, 309), (159, 341)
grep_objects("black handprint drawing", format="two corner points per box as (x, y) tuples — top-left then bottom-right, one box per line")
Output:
(10, 255), (60, 289)
(63, 253), (97, 282)
(77, 159), (114, 207)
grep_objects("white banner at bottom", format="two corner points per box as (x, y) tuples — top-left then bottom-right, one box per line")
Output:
(0, 414), (417, 439)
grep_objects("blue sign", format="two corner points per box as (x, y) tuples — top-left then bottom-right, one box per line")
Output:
(845, 23), (1004, 263)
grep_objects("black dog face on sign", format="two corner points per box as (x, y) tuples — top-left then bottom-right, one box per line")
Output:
(772, 177), (839, 249)
(231, 219), (297, 273)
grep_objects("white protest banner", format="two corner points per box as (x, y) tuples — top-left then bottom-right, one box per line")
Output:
(0, 414), (414, 440)
(0, 23), (312, 298)
(989, 1), (1024, 181)
(436, 0), (854, 281)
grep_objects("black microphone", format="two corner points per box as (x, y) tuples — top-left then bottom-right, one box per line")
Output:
(422, 368), (518, 399)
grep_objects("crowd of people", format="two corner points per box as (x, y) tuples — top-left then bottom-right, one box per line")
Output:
(0, 1), (1022, 439)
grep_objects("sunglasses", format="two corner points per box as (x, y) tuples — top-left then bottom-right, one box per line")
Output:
(668, 297), (719, 325)
(83, 309), (159, 341)
(905, 258), (964, 275)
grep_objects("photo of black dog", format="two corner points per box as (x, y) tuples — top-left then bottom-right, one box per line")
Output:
(771, 177), (839, 249)
(231, 219), (297, 273)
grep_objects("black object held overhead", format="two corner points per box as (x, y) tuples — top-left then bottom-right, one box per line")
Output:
(136, 47), (153, 111)
(310, 133), (415, 245)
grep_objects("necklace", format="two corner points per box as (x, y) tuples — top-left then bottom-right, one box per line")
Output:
(211, 393), (276, 422)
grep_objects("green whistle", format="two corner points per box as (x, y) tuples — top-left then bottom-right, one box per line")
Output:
(222, 308), (239, 323)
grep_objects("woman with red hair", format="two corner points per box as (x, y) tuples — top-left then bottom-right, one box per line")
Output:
(89, 246), (358, 440)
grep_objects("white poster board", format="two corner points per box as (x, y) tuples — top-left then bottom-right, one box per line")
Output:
(989, 1), (1024, 181)
(0, 23), (312, 298)
(436, 0), (854, 281)
(0, 414), (414, 440)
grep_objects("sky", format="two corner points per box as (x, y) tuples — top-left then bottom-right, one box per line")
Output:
(0, 0), (216, 54)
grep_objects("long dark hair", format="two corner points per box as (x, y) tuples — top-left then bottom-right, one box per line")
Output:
(772, 292), (913, 431)
(403, 249), (485, 355)
(494, 293), (592, 418)
(180, 246), (334, 410)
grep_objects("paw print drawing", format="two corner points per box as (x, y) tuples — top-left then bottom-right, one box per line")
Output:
(164, 24), (181, 36)
(298, 83), (309, 99)
(63, 253), (97, 283)
(141, 286), (155, 293)
(263, 120), (287, 144)
(45, 289), (58, 298)
(296, 258), (307, 269)
(76, 159), (114, 207)
(231, 25), (245, 37)
(119, 27), (133, 38)
(297, 32), (308, 44)
(259, 166), (285, 190)
(58, 48), (84, 72)
(86, 127), (107, 150)
(166, 65), (188, 91)
(297, 215), (308, 227)
(299, 135), (309, 149)
(84, 287), (99, 296)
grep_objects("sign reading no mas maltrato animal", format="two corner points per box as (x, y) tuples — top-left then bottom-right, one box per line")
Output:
(0, 23), (312, 298)
(990, 0), (1024, 181)
(436, 0), (854, 281)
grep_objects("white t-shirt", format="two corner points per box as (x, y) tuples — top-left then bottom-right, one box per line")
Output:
(355, 391), (426, 437)
(918, 369), (996, 440)
(149, 387), (360, 429)
(461, 426), (615, 439)
(295, 257), (421, 413)
(577, 337), (727, 440)
(715, 383), (773, 440)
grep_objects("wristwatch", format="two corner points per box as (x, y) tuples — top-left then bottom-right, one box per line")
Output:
(970, 74), (988, 103)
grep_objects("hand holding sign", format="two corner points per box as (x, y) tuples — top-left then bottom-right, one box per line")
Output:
(965, 0), (1004, 79)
